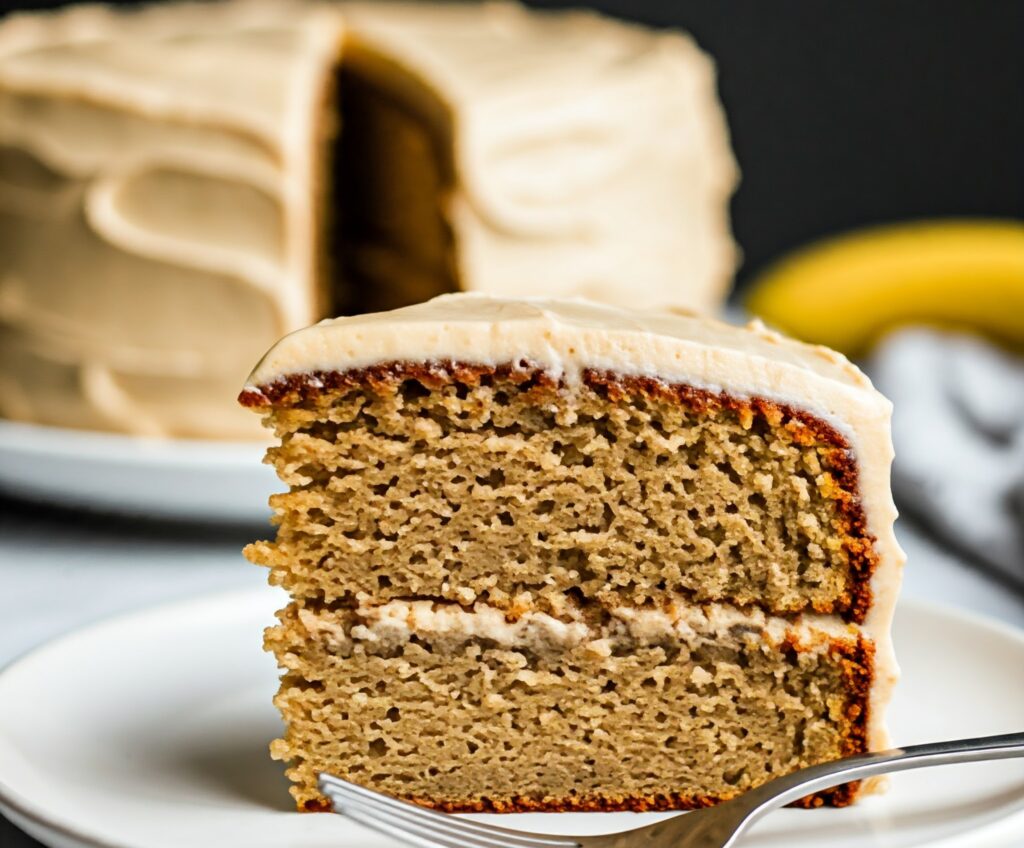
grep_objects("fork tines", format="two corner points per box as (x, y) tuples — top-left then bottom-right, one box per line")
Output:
(318, 774), (581, 848)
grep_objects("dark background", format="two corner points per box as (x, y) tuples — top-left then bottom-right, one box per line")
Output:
(527, 0), (1024, 287)
(7, 0), (1024, 287)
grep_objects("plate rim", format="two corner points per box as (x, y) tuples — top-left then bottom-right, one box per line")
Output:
(0, 420), (276, 523)
(0, 591), (1022, 848)
(0, 420), (266, 468)
(0, 588), (268, 848)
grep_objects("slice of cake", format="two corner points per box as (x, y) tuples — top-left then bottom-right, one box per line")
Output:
(242, 293), (903, 812)
(0, 0), (736, 439)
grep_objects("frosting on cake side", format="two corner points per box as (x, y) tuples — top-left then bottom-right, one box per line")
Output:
(343, 2), (737, 309)
(0, 0), (342, 438)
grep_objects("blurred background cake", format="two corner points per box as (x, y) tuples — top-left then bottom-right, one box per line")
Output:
(0, 0), (737, 439)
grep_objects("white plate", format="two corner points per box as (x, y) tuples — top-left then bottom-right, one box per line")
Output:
(0, 421), (276, 524)
(1, 590), (1022, 848)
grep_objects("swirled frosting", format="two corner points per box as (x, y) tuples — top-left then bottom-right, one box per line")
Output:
(344, 2), (738, 308)
(0, 0), (736, 439)
(0, 1), (342, 438)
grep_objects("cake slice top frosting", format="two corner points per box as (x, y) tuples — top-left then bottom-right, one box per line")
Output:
(245, 292), (884, 407)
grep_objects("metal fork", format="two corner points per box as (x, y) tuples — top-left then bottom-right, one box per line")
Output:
(319, 731), (1024, 848)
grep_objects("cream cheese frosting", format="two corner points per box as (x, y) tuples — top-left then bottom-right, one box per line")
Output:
(300, 598), (861, 656)
(0, 0), (736, 440)
(247, 291), (904, 755)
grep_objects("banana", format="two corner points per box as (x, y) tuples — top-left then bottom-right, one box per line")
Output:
(744, 219), (1024, 356)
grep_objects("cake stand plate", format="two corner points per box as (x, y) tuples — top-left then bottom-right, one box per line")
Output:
(0, 589), (1022, 848)
(0, 421), (276, 524)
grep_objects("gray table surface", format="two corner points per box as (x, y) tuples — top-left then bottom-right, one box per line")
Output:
(2, 495), (1022, 847)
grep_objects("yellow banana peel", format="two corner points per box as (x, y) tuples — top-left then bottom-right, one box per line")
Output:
(745, 219), (1024, 356)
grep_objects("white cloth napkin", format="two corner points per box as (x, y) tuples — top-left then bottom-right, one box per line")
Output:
(869, 329), (1024, 589)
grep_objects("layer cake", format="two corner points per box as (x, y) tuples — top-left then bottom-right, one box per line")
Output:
(242, 293), (903, 812)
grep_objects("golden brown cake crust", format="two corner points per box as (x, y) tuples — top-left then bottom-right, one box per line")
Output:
(240, 361), (878, 624)
(302, 785), (861, 813)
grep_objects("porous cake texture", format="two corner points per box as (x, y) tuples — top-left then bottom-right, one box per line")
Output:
(0, 0), (736, 438)
(242, 294), (903, 812)
(268, 602), (872, 811)
(248, 367), (875, 620)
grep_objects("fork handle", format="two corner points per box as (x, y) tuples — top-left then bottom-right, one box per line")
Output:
(735, 730), (1024, 823)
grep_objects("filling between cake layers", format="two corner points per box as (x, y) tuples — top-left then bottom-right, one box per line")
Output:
(244, 361), (881, 812)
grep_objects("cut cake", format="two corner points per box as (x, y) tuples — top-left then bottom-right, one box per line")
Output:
(242, 293), (903, 812)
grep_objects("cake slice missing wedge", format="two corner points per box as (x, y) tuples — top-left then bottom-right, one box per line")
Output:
(241, 293), (903, 812)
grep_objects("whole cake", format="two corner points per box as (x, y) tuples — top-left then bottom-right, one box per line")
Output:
(0, 0), (736, 439)
(242, 293), (903, 812)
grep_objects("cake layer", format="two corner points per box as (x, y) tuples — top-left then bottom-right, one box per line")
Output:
(245, 364), (875, 619)
(242, 294), (901, 627)
(267, 599), (873, 811)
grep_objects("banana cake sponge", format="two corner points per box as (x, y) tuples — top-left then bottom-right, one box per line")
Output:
(241, 293), (903, 812)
